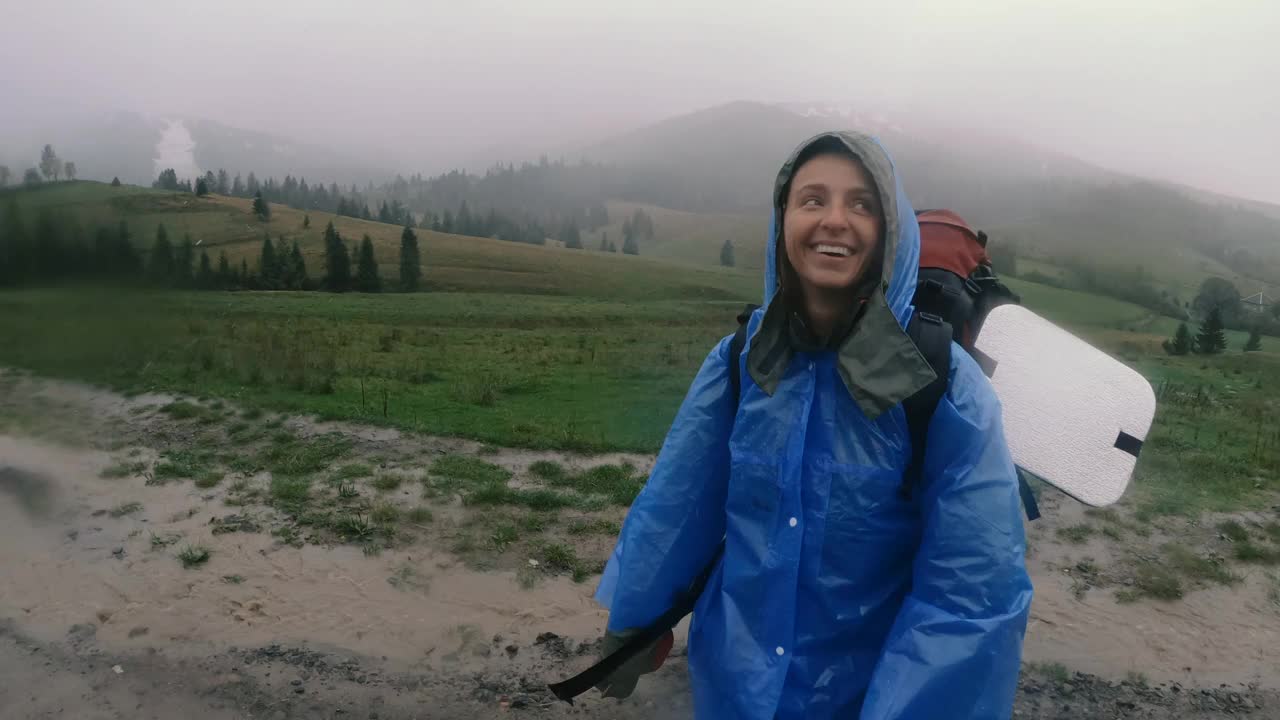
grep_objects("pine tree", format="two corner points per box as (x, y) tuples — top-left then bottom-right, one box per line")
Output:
(289, 241), (308, 290)
(457, 202), (472, 236)
(275, 236), (292, 289)
(197, 250), (214, 289)
(111, 177), (121, 187)
(631, 208), (654, 241)
(322, 221), (351, 292)
(442, 210), (454, 234)
(155, 168), (179, 191)
(149, 224), (174, 282)
(258, 233), (278, 289)
(252, 191), (271, 221)
(175, 235), (194, 287)
(240, 258), (250, 288)
(599, 231), (609, 252)
(720, 238), (735, 267)
(1195, 307), (1227, 354)
(217, 251), (232, 289)
(562, 220), (582, 249)
(231, 174), (244, 196)
(114, 220), (140, 277)
(1162, 322), (1193, 356)
(399, 224), (421, 292)
(1245, 326), (1262, 352)
(92, 226), (113, 277)
(356, 234), (381, 292)
(216, 169), (229, 195)
(622, 219), (639, 255)
(196, 178), (209, 196)
(303, 213), (310, 229)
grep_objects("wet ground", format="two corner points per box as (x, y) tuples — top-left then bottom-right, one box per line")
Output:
(1, 369), (1277, 718)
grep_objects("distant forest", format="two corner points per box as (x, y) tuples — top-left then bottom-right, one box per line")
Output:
(6, 138), (1280, 330)
(150, 158), (653, 253)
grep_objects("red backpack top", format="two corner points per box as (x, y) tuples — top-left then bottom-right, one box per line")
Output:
(914, 209), (1019, 350)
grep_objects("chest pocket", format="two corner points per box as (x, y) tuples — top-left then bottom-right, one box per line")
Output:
(725, 448), (782, 568)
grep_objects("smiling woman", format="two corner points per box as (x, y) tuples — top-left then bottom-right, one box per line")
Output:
(590, 131), (1032, 720)
(778, 139), (886, 342)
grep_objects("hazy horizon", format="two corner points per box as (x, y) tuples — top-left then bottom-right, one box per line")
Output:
(2, 0), (1276, 204)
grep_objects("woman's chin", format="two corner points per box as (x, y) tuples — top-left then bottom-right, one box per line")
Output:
(798, 270), (863, 295)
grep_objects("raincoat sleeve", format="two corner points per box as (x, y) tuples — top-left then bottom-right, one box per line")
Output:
(594, 336), (735, 632)
(860, 355), (1034, 720)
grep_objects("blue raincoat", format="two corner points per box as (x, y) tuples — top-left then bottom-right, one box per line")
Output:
(595, 132), (1033, 719)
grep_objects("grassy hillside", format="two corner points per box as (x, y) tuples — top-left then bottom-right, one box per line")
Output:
(583, 201), (767, 271)
(7, 177), (1280, 524)
(4, 181), (758, 302)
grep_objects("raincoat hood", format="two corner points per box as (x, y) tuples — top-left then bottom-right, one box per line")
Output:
(749, 131), (935, 419)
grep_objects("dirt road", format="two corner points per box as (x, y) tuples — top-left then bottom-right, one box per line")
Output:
(1, 371), (1277, 718)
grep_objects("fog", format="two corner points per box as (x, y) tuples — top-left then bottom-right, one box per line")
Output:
(2, 0), (1277, 202)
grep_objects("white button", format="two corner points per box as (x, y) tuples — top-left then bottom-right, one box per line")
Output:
(775, 646), (785, 656)
(808, 362), (815, 371)
(789, 517), (797, 527)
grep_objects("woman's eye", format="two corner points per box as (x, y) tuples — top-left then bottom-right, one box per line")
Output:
(802, 197), (822, 207)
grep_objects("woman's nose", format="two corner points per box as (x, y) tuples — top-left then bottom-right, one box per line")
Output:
(820, 203), (850, 231)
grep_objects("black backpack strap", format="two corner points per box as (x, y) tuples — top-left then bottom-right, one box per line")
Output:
(901, 311), (952, 501)
(902, 311), (1039, 521)
(1016, 469), (1042, 521)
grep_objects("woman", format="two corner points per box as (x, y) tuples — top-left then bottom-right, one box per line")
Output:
(593, 131), (1033, 719)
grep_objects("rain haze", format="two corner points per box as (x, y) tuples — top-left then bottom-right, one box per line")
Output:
(2, 0), (1278, 203)
(10, 3), (1280, 719)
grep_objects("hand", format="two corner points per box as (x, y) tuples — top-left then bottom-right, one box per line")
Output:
(593, 628), (675, 699)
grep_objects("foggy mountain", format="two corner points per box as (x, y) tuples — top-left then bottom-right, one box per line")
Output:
(6, 98), (1277, 290)
(579, 100), (1114, 224)
(574, 101), (1280, 287)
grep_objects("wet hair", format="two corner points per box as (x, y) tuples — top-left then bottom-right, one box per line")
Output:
(777, 136), (859, 210)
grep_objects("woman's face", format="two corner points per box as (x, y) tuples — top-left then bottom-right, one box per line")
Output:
(782, 152), (883, 298)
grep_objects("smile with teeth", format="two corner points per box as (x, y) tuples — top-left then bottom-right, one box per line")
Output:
(814, 244), (852, 258)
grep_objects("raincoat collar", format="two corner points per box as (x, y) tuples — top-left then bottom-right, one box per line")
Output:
(747, 131), (937, 419)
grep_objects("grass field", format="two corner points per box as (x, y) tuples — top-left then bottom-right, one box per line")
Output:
(0, 289), (742, 452)
(7, 181), (1280, 530)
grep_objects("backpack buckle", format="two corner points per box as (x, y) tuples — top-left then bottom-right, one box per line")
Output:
(964, 277), (983, 296)
(918, 312), (944, 326)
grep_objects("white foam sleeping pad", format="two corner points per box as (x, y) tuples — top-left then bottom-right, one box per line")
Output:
(974, 304), (1157, 507)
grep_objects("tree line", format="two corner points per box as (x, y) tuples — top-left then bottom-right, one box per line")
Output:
(1162, 275), (1276, 355)
(0, 144), (78, 188)
(0, 199), (422, 294)
(151, 165), (652, 254)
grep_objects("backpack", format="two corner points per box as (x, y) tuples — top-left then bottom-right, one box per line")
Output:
(728, 208), (1037, 518)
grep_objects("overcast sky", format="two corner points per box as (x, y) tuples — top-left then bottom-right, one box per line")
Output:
(2, 0), (1277, 202)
